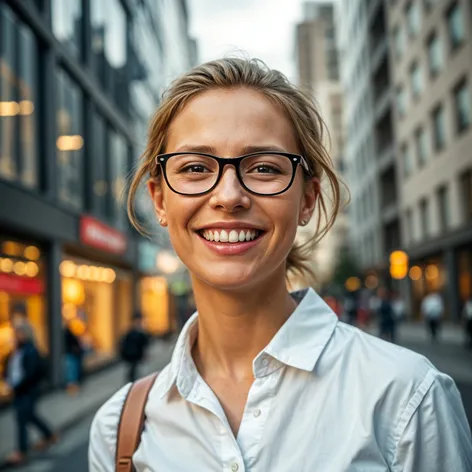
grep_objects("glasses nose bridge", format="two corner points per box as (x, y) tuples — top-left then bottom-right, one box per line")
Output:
(215, 158), (244, 190)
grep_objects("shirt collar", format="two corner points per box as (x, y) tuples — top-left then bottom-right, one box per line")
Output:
(160, 287), (338, 398)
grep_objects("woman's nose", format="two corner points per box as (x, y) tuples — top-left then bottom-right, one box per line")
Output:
(208, 166), (251, 212)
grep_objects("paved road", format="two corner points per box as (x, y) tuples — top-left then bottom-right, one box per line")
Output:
(3, 337), (472, 471)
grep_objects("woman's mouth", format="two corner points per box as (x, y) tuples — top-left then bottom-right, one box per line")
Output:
(196, 228), (265, 255)
(199, 229), (262, 243)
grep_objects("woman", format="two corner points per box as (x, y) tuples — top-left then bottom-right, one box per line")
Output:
(89, 58), (472, 471)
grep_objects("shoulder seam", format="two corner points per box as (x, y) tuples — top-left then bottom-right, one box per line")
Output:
(387, 367), (437, 467)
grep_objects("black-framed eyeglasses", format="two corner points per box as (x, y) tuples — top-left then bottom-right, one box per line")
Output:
(155, 151), (312, 196)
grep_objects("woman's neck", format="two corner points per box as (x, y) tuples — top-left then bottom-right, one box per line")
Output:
(191, 273), (297, 382)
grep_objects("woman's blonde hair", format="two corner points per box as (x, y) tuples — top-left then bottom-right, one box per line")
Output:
(128, 57), (344, 281)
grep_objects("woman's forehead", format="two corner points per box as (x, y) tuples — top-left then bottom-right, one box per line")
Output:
(166, 88), (299, 154)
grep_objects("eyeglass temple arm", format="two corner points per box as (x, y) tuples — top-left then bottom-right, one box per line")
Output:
(300, 156), (313, 175)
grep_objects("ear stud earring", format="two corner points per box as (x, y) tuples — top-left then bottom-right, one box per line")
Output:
(301, 219), (309, 226)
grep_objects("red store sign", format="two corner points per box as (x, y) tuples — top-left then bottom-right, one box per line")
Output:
(0, 274), (44, 294)
(79, 216), (127, 255)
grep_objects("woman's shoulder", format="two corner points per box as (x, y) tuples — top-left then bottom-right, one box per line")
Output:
(330, 321), (437, 392)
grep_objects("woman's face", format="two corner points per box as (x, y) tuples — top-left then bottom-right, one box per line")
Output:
(149, 87), (318, 291)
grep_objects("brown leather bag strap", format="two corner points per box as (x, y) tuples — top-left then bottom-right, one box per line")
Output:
(115, 372), (159, 472)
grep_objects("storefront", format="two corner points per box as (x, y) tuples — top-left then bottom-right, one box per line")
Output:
(458, 245), (472, 304)
(61, 216), (133, 370)
(0, 236), (47, 392)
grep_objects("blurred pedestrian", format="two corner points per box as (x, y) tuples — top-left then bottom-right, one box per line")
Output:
(3, 322), (57, 466)
(421, 291), (444, 342)
(391, 290), (406, 323)
(64, 322), (84, 395)
(120, 313), (149, 383)
(377, 287), (396, 343)
(343, 293), (358, 325)
(462, 296), (472, 348)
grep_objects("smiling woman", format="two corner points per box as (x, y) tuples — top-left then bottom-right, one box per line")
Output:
(89, 58), (472, 472)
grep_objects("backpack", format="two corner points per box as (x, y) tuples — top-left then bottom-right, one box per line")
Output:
(115, 372), (159, 472)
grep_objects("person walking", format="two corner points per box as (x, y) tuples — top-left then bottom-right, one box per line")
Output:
(64, 322), (83, 395)
(3, 322), (57, 466)
(463, 296), (472, 348)
(377, 287), (396, 343)
(89, 58), (472, 471)
(119, 314), (149, 383)
(421, 290), (444, 342)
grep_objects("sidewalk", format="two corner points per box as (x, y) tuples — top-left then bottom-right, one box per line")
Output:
(0, 338), (175, 463)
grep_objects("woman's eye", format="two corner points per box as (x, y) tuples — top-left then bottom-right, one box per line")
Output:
(250, 164), (280, 174)
(181, 164), (209, 173)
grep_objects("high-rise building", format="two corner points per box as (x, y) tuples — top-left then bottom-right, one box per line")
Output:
(387, 0), (472, 318)
(295, 1), (347, 286)
(337, 0), (400, 279)
(0, 0), (196, 389)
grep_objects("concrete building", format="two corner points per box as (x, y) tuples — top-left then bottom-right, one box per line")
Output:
(337, 0), (401, 280)
(295, 1), (348, 286)
(387, 0), (472, 318)
(0, 0), (195, 391)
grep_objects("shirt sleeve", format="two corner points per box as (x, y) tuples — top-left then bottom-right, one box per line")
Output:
(88, 384), (131, 472)
(392, 370), (472, 472)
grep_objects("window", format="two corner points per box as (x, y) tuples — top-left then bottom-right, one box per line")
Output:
(406, 2), (421, 37)
(402, 143), (413, 177)
(109, 130), (128, 230)
(461, 170), (472, 223)
(410, 61), (423, 99)
(415, 126), (429, 167)
(92, 112), (108, 217)
(406, 208), (414, 243)
(420, 198), (430, 239)
(432, 104), (446, 151)
(56, 69), (84, 209)
(0, 6), (39, 189)
(454, 80), (470, 133)
(447, 3), (465, 50)
(423, 0), (438, 11)
(427, 33), (443, 77)
(51, 0), (83, 58)
(393, 25), (405, 59)
(91, 0), (127, 91)
(396, 86), (407, 117)
(437, 186), (450, 231)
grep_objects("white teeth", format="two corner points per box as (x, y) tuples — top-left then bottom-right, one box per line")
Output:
(229, 230), (239, 243)
(201, 229), (260, 243)
(220, 230), (229, 242)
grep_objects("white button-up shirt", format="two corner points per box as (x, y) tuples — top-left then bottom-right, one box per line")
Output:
(89, 288), (472, 471)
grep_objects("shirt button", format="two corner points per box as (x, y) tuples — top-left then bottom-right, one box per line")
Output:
(253, 408), (261, 418)
(261, 358), (269, 367)
(231, 463), (239, 472)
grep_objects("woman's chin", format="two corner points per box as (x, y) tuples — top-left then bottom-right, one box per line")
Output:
(192, 262), (259, 292)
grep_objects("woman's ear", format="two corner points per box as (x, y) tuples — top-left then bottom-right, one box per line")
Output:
(148, 180), (168, 227)
(299, 177), (320, 226)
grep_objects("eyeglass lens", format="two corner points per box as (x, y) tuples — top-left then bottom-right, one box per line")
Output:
(165, 153), (294, 195)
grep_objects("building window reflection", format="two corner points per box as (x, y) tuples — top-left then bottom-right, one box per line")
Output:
(0, 6), (39, 189)
(92, 112), (108, 217)
(51, 0), (83, 58)
(109, 130), (128, 229)
(56, 69), (84, 209)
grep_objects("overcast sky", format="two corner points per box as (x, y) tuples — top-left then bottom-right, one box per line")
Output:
(187, 0), (306, 82)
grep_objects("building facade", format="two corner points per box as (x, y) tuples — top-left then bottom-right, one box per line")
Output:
(0, 0), (196, 390)
(295, 1), (348, 287)
(387, 0), (472, 318)
(337, 0), (400, 280)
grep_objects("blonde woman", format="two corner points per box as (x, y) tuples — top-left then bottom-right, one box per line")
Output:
(89, 58), (472, 471)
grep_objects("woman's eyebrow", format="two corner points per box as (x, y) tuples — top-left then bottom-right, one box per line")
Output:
(241, 145), (287, 154)
(173, 144), (288, 155)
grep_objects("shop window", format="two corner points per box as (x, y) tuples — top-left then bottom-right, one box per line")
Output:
(51, 0), (83, 59)
(60, 257), (132, 370)
(453, 79), (470, 134)
(56, 68), (84, 209)
(0, 238), (47, 394)
(0, 6), (39, 189)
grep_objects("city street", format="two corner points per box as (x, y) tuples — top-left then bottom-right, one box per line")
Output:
(2, 322), (471, 472)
